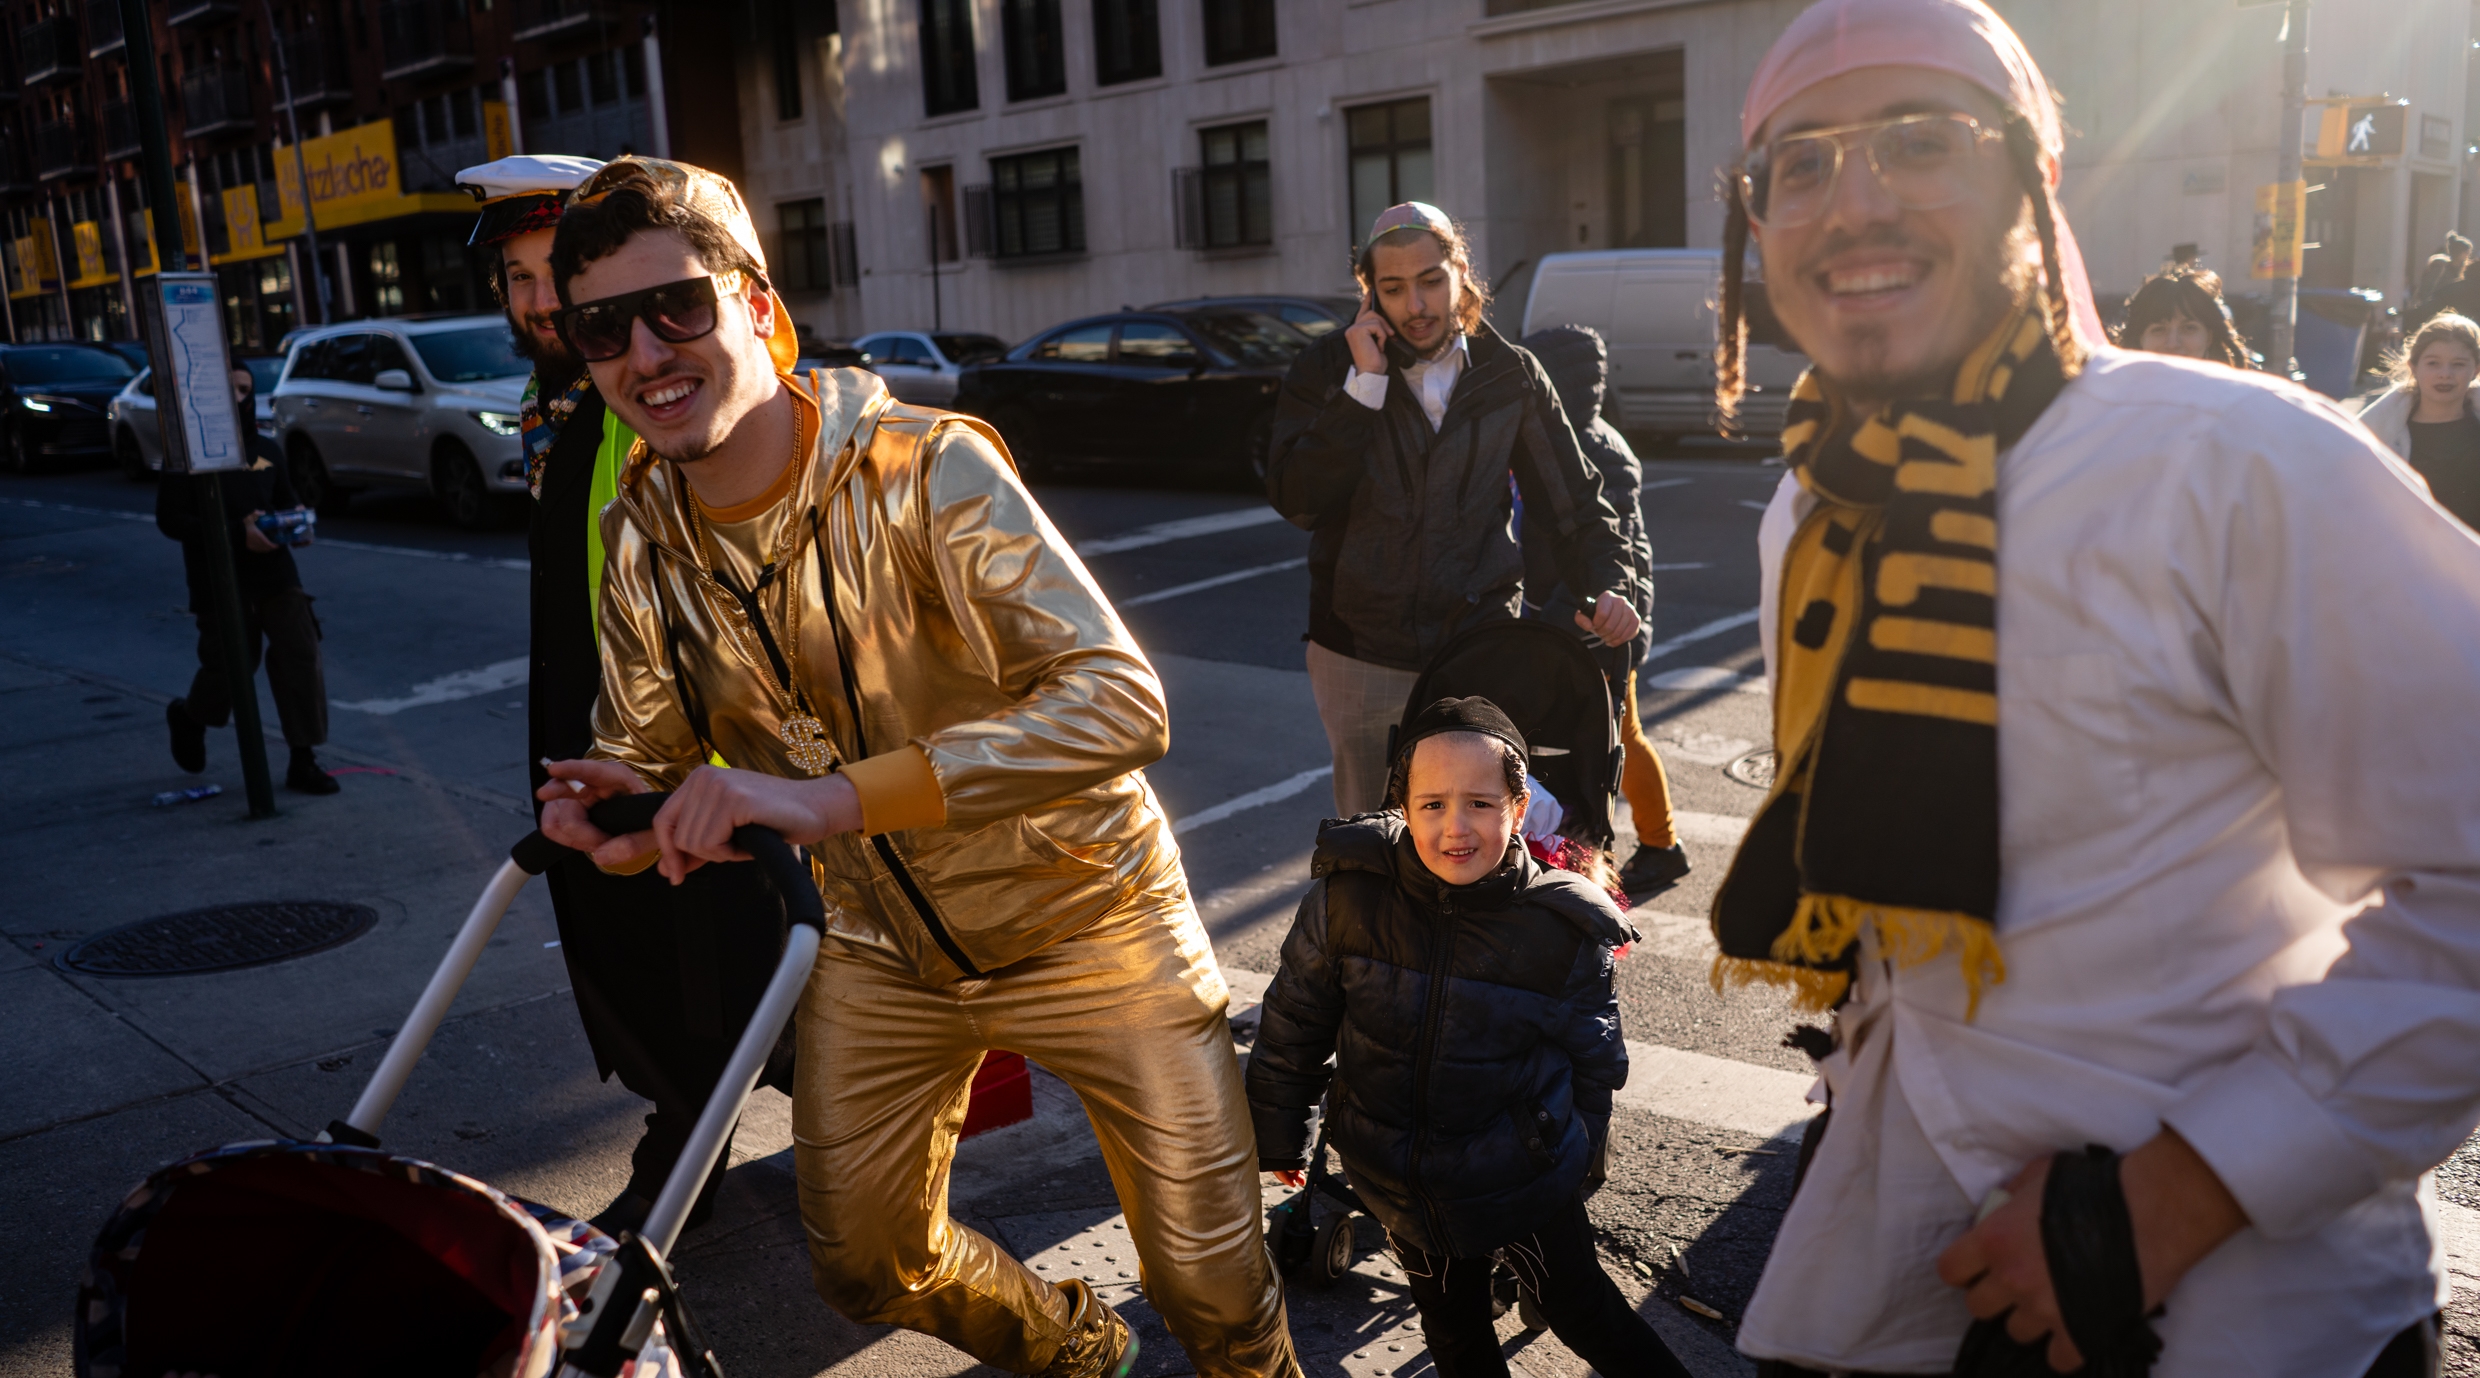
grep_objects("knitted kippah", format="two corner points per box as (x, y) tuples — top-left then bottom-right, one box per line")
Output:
(1395, 696), (1527, 766)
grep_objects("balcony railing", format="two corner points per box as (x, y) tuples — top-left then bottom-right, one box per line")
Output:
(82, 0), (121, 57)
(378, 0), (471, 81)
(180, 67), (253, 136)
(34, 118), (93, 180)
(167, 0), (240, 28)
(21, 15), (82, 84)
(509, 0), (612, 42)
(100, 97), (139, 159)
(272, 29), (351, 108)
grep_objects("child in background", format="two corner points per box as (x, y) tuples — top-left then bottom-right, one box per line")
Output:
(1245, 696), (1688, 1378)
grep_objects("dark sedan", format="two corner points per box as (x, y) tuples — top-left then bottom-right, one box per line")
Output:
(1143, 293), (1360, 340)
(0, 343), (140, 473)
(954, 308), (1309, 486)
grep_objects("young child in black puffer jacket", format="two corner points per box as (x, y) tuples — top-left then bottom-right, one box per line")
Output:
(1245, 696), (1689, 1378)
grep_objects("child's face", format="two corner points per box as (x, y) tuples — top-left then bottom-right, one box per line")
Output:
(1405, 734), (1528, 886)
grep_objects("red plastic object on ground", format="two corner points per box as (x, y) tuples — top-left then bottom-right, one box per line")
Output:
(962, 1050), (1033, 1137)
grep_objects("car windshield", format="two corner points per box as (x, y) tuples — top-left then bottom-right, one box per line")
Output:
(1178, 311), (1308, 367)
(7, 346), (136, 385)
(409, 325), (529, 382)
(932, 334), (1008, 365)
(243, 357), (284, 395)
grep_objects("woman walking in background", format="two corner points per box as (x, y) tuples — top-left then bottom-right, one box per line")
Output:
(2359, 312), (2480, 531)
(2116, 265), (2254, 368)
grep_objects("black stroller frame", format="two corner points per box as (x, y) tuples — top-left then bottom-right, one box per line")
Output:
(1266, 1109), (1366, 1287)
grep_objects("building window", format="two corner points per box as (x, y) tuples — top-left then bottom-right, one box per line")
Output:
(919, 0), (978, 117)
(771, 0), (802, 120)
(1093, 0), (1158, 86)
(588, 49), (619, 105)
(1197, 119), (1269, 248)
(1347, 97), (1431, 247)
(989, 146), (1083, 258)
(518, 67), (549, 122)
(1001, 0), (1063, 102)
(922, 165), (960, 262)
(1201, 0), (1273, 66)
(554, 58), (583, 114)
(370, 241), (403, 315)
(778, 198), (831, 291)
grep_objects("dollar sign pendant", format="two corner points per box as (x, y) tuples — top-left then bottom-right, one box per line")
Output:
(779, 714), (837, 777)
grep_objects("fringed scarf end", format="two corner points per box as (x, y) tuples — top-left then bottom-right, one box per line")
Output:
(1754, 894), (2008, 1019)
(1709, 955), (1851, 1014)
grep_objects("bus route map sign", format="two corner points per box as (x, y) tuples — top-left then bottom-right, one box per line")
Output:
(142, 272), (246, 474)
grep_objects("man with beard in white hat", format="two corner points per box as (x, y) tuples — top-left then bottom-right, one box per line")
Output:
(1706, 2), (2480, 1373)
(458, 153), (790, 1237)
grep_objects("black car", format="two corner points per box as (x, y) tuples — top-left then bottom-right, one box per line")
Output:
(1144, 293), (1361, 340)
(953, 307), (1310, 486)
(0, 342), (141, 473)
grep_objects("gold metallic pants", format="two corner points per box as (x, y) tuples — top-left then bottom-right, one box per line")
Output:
(793, 900), (1297, 1378)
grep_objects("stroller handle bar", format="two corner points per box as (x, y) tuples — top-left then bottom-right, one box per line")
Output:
(341, 792), (824, 1261)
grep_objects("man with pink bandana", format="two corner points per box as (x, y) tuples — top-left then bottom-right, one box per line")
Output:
(1711, 1), (2480, 1374)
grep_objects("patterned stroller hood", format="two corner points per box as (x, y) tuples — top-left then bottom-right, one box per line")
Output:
(76, 1138), (683, 1378)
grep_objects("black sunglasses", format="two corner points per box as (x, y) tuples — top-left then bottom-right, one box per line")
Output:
(557, 274), (751, 363)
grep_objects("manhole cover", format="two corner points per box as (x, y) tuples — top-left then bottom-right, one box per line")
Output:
(55, 901), (379, 977)
(1725, 749), (1779, 790)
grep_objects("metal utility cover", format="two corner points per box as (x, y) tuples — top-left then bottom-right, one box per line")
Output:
(56, 901), (379, 977)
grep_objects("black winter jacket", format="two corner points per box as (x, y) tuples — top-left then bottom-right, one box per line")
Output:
(1245, 814), (1637, 1257)
(1264, 323), (1634, 672)
(1521, 325), (1654, 668)
(154, 435), (302, 606)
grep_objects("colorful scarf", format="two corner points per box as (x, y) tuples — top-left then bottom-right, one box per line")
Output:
(1709, 307), (2066, 1017)
(518, 368), (595, 500)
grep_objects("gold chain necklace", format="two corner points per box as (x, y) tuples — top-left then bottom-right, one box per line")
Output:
(681, 400), (837, 776)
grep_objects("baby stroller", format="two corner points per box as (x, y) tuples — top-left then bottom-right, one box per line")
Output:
(73, 794), (821, 1378)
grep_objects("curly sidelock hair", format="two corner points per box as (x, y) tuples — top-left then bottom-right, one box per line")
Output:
(1715, 108), (2086, 432)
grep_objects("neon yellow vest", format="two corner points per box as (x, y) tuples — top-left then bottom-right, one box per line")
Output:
(586, 409), (634, 641)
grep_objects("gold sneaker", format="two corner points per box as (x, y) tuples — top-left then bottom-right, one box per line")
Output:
(1034, 1278), (1137, 1378)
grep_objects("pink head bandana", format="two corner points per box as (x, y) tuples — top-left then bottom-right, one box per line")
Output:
(1740, 0), (2104, 345)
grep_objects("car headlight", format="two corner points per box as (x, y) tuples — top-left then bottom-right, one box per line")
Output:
(20, 396), (51, 412)
(473, 410), (522, 437)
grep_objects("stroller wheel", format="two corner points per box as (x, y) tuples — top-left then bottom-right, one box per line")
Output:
(1268, 1197), (1316, 1277)
(1306, 1210), (1357, 1286)
(1516, 1289), (1549, 1332)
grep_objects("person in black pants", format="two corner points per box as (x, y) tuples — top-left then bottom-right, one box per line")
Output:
(1247, 696), (1690, 1378)
(463, 153), (788, 1234)
(161, 368), (337, 796)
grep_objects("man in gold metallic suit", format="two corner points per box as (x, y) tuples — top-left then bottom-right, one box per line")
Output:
(535, 159), (1298, 1378)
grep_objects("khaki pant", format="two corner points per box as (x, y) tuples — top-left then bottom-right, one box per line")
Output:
(1304, 641), (1420, 817)
(793, 900), (1297, 1378)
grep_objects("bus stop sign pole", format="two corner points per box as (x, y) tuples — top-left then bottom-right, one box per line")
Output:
(119, 0), (277, 820)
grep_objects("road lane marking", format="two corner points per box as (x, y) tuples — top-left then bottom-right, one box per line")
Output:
(1641, 608), (1761, 666)
(0, 498), (531, 569)
(1643, 477), (1693, 492)
(1077, 507), (1289, 556)
(336, 657), (529, 715)
(1674, 810), (1753, 846)
(1173, 764), (1332, 834)
(1648, 666), (1766, 695)
(1119, 557), (1307, 607)
(1648, 562), (1709, 571)
(1737, 499), (1772, 512)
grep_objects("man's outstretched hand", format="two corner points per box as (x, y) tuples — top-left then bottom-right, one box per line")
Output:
(1935, 1128), (2246, 1372)
(536, 759), (864, 882)
(1575, 590), (1642, 648)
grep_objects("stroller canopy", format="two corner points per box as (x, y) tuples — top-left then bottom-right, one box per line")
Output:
(1395, 619), (1620, 847)
(78, 1139), (586, 1378)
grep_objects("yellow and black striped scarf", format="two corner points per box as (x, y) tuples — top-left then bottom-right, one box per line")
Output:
(1711, 308), (2066, 1017)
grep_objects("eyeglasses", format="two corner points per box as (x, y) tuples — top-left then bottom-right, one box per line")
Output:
(1739, 112), (2006, 230)
(557, 273), (742, 363)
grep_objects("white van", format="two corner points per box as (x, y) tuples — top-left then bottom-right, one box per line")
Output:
(1519, 248), (1805, 440)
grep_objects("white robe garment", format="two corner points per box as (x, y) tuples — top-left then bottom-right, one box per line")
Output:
(1735, 349), (2480, 1375)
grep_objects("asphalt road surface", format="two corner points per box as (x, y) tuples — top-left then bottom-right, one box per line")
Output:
(4, 432), (2476, 1378)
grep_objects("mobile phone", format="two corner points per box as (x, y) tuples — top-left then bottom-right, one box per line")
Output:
(1364, 294), (1421, 371)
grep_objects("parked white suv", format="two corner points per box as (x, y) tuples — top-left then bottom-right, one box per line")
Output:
(1520, 249), (1806, 441)
(271, 315), (531, 528)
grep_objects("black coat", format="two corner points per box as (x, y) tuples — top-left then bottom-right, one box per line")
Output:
(154, 435), (302, 606)
(528, 383), (613, 786)
(1245, 814), (1636, 1257)
(1521, 325), (1654, 668)
(1264, 324), (1633, 672)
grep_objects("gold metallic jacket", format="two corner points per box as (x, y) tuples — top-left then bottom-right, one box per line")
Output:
(590, 369), (1188, 979)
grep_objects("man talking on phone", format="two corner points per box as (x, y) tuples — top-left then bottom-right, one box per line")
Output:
(1267, 201), (1639, 816)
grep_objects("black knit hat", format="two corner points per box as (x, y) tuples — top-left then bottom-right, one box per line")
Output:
(1395, 696), (1528, 766)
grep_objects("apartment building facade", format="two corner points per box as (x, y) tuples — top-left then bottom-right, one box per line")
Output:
(739, 0), (2475, 352)
(0, 0), (742, 346)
